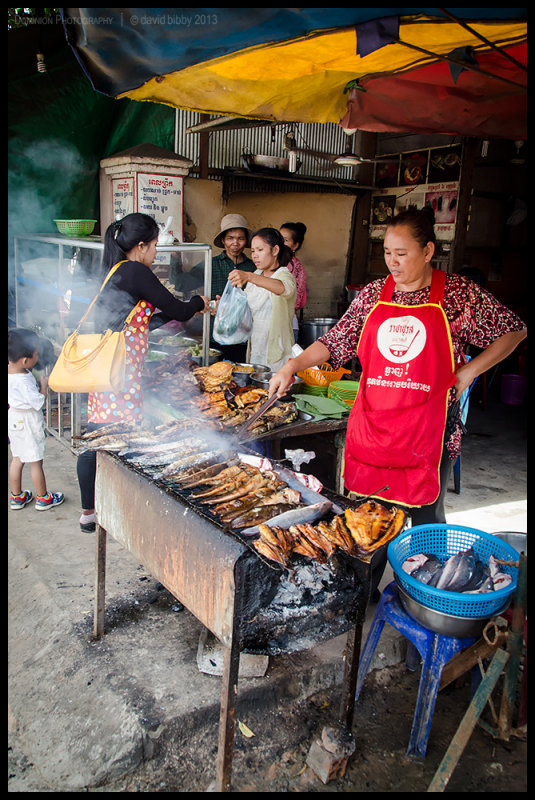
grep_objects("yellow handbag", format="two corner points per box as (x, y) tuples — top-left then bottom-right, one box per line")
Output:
(48, 262), (136, 394)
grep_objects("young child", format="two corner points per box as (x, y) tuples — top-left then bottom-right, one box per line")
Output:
(8, 328), (64, 511)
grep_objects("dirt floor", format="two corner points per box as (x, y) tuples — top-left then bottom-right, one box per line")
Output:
(11, 661), (524, 793)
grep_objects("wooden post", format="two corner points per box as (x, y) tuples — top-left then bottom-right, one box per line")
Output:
(427, 648), (509, 793)
(93, 524), (107, 640)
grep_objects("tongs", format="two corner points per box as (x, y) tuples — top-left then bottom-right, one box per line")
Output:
(235, 393), (279, 440)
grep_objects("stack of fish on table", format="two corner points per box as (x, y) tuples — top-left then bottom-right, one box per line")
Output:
(142, 353), (297, 435)
(402, 549), (514, 594)
(73, 421), (407, 569)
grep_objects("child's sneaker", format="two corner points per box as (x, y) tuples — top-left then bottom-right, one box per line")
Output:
(35, 491), (65, 511)
(10, 490), (33, 510)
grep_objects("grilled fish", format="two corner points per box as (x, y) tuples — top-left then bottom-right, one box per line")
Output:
(288, 525), (326, 563)
(174, 461), (240, 487)
(188, 467), (259, 498)
(344, 502), (406, 552)
(200, 473), (270, 505)
(252, 538), (289, 568)
(229, 502), (300, 529)
(154, 449), (226, 479)
(291, 522), (337, 558)
(217, 486), (299, 521)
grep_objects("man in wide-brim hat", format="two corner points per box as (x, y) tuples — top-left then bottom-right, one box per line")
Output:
(211, 213), (256, 362)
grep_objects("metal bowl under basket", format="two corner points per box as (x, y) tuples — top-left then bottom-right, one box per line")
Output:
(395, 580), (510, 638)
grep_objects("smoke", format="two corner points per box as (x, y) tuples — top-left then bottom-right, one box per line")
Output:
(8, 138), (91, 235)
(8, 139), (100, 338)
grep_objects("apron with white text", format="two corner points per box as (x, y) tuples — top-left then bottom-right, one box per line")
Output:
(344, 269), (456, 507)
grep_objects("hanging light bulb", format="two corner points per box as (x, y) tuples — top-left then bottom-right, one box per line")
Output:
(36, 52), (47, 73)
(510, 140), (525, 165)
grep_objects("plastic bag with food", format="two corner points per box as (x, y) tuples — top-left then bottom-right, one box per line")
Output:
(213, 280), (253, 345)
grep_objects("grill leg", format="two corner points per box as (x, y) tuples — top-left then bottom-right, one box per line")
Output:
(215, 631), (241, 792)
(93, 524), (107, 639)
(339, 615), (365, 730)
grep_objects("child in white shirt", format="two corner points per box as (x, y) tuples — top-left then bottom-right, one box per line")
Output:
(8, 329), (64, 511)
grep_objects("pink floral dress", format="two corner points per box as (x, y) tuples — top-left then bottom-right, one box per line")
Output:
(87, 299), (154, 424)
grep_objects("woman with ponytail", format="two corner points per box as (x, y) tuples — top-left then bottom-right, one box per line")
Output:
(228, 227), (296, 371)
(77, 212), (210, 532)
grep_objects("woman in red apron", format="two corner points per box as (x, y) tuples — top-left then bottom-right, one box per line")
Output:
(77, 213), (210, 531)
(270, 207), (526, 535)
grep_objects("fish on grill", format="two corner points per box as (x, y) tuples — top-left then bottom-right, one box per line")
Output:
(193, 361), (235, 392)
(174, 461), (241, 488)
(217, 487), (300, 521)
(229, 503), (299, 529)
(253, 524), (294, 567)
(188, 466), (259, 498)
(200, 472), (271, 505)
(344, 502), (406, 553)
(154, 449), (229, 479)
(290, 523), (337, 558)
(250, 501), (407, 567)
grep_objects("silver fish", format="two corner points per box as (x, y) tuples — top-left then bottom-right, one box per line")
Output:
(435, 549), (477, 592)
(240, 500), (333, 536)
(153, 449), (225, 479)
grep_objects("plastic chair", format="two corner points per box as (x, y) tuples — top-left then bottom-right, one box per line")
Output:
(355, 582), (476, 758)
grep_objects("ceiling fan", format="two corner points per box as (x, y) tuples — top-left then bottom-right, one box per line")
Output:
(283, 132), (399, 168)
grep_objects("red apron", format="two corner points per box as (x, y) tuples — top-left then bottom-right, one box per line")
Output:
(344, 269), (456, 507)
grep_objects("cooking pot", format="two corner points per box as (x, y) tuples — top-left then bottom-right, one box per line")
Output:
(241, 154), (290, 173)
(300, 318), (339, 349)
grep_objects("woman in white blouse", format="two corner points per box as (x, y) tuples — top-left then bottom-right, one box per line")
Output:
(228, 227), (296, 371)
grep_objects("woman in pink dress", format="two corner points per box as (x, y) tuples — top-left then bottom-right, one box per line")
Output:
(280, 222), (307, 342)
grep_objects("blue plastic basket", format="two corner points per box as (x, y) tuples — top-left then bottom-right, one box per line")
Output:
(388, 524), (519, 618)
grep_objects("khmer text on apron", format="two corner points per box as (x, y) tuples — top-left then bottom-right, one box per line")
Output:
(344, 269), (456, 507)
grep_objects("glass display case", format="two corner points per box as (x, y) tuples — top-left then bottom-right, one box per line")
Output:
(13, 234), (212, 447)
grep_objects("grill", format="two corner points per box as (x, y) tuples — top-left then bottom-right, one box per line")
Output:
(93, 450), (373, 791)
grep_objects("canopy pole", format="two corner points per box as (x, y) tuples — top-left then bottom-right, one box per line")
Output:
(437, 8), (527, 72)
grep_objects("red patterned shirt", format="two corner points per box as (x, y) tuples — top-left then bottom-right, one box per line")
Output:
(287, 256), (307, 312)
(319, 273), (526, 459)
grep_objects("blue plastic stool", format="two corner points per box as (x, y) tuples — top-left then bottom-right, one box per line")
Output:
(355, 582), (476, 758)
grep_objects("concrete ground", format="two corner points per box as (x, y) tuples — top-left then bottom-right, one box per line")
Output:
(8, 390), (527, 791)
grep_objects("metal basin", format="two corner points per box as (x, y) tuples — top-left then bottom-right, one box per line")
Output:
(232, 363), (269, 387)
(396, 580), (510, 638)
(300, 318), (338, 348)
(492, 531), (526, 556)
(250, 371), (303, 394)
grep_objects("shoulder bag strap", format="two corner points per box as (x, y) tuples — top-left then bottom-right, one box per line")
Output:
(76, 260), (128, 330)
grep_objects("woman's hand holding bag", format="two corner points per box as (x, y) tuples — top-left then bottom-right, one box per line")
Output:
(212, 280), (253, 345)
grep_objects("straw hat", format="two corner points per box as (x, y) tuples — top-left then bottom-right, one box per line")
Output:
(213, 213), (252, 248)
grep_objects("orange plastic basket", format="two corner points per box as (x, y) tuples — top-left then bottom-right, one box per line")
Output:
(297, 363), (351, 387)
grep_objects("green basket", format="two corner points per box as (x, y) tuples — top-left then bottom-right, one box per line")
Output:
(54, 219), (97, 236)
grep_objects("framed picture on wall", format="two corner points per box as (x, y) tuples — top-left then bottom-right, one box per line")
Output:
(400, 151), (428, 186)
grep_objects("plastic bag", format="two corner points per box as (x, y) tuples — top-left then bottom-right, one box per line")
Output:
(212, 280), (253, 345)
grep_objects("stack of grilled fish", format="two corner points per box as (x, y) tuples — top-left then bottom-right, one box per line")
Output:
(253, 501), (407, 567)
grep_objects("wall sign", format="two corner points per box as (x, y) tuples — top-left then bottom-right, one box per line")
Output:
(136, 172), (184, 242)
